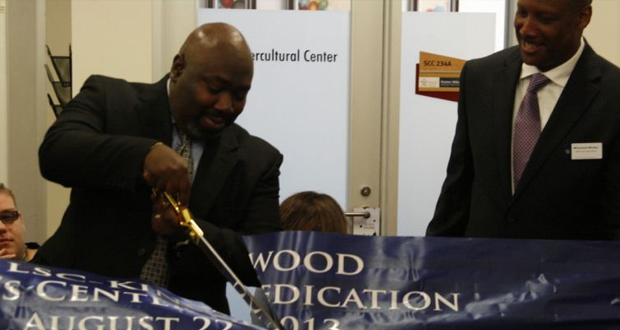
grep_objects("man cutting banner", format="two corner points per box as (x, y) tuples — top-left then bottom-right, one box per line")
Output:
(34, 22), (283, 318)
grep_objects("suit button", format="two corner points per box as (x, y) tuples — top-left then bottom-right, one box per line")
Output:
(137, 248), (147, 256)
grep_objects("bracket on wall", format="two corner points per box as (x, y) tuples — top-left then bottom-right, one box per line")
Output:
(45, 45), (72, 117)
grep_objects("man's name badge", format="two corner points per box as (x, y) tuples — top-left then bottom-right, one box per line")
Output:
(571, 143), (603, 160)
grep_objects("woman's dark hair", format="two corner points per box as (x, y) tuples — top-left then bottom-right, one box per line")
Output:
(280, 191), (348, 234)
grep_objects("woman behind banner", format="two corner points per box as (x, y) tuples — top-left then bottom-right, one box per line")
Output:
(279, 191), (349, 234)
(251, 191), (349, 325)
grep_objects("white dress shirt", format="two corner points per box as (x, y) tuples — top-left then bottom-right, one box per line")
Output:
(510, 38), (586, 192)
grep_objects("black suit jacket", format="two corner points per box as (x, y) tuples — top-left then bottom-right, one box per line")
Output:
(36, 75), (283, 313)
(427, 44), (620, 240)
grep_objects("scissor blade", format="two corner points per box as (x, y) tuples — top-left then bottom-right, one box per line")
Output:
(193, 234), (285, 330)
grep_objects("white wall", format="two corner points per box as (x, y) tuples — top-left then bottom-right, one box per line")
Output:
(45, 0), (72, 238)
(585, 0), (620, 67)
(71, 0), (153, 88)
(152, 0), (197, 78)
(5, 0), (48, 243)
(0, 0), (7, 184)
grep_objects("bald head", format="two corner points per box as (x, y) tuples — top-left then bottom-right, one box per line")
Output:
(168, 23), (255, 140)
(178, 22), (253, 67)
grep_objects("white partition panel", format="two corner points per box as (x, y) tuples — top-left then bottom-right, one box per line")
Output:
(397, 12), (496, 237)
(0, 2), (7, 184)
(198, 9), (351, 207)
(459, 0), (507, 50)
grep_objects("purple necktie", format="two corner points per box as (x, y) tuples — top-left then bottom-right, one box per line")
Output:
(513, 73), (550, 189)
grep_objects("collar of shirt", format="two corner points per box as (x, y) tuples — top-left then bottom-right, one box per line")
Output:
(513, 38), (586, 129)
(519, 37), (585, 87)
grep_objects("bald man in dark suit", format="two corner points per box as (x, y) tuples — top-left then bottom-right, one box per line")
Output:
(35, 23), (283, 314)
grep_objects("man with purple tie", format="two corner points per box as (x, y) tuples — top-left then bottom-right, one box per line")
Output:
(427, 0), (620, 240)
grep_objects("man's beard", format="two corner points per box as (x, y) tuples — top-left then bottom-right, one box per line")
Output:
(186, 121), (225, 141)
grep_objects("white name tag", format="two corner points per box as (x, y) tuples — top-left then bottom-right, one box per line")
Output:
(571, 143), (603, 160)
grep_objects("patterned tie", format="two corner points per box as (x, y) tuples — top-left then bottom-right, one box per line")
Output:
(513, 73), (550, 189)
(140, 131), (193, 287)
(176, 130), (194, 181)
(139, 235), (169, 287)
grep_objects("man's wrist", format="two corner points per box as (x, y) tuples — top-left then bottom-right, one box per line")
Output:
(149, 141), (164, 152)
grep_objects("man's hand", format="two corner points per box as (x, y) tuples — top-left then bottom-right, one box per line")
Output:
(0, 248), (16, 260)
(143, 142), (191, 205)
(150, 192), (188, 240)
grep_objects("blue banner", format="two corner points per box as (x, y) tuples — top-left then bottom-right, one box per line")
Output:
(0, 260), (263, 330)
(243, 231), (620, 330)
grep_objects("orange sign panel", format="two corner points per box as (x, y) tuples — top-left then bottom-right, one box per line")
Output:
(418, 51), (465, 93)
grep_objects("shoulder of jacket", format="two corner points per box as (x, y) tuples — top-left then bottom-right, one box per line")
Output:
(228, 123), (282, 156)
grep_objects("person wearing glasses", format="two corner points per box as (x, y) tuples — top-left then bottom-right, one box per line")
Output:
(0, 183), (38, 262)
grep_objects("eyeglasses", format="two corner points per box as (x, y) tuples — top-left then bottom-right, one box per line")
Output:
(0, 210), (20, 224)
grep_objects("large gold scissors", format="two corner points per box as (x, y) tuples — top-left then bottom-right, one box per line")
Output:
(160, 191), (204, 241)
(154, 190), (284, 330)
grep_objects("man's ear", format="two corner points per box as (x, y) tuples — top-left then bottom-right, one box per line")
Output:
(170, 54), (186, 81)
(577, 5), (592, 31)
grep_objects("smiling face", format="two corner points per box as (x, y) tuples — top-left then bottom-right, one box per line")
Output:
(514, 0), (591, 72)
(0, 191), (26, 260)
(169, 23), (254, 140)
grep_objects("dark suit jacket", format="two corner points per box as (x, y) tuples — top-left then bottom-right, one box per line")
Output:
(36, 75), (283, 313)
(427, 44), (620, 240)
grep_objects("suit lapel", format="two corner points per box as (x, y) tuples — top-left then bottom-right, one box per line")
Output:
(137, 75), (239, 216)
(136, 75), (241, 218)
(513, 45), (601, 197)
(493, 50), (522, 201)
(138, 75), (173, 146)
(189, 127), (239, 218)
